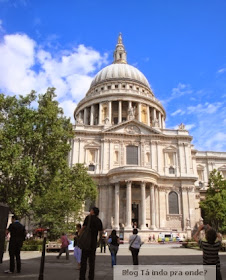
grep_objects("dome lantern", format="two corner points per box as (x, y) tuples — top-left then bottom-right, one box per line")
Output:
(113, 33), (127, 64)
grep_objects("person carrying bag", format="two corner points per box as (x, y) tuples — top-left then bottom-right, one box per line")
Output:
(129, 228), (142, 265)
(78, 215), (91, 250)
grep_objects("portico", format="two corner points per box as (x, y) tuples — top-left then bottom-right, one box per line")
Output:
(112, 180), (158, 231)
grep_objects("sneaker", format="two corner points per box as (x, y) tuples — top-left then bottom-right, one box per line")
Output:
(4, 270), (13, 274)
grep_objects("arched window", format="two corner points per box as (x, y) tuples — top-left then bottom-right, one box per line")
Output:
(169, 191), (179, 214)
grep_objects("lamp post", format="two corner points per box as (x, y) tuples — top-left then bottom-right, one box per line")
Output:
(38, 230), (47, 280)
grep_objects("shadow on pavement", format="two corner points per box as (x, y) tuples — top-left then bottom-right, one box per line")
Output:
(0, 253), (225, 280)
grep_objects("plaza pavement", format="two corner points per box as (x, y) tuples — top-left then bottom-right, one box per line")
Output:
(1, 244), (226, 280)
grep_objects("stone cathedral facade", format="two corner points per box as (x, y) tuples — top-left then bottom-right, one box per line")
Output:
(69, 35), (226, 241)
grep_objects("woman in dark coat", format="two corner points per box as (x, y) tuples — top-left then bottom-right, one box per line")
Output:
(108, 230), (120, 267)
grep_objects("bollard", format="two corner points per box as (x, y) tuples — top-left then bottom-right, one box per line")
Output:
(38, 230), (47, 280)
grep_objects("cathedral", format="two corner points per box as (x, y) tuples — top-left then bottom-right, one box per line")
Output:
(69, 34), (226, 241)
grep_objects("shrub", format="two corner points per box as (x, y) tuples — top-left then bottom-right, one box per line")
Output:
(21, 239), (43, 251)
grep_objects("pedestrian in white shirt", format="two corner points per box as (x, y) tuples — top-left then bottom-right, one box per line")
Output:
(129, 228), (142, 265)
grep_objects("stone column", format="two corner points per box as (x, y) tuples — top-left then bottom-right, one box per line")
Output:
(108, 101), (112, 124)
(84, 108), (87, 125)
(99, 103), (102, 125)
(138, 103), (141, 122)
(158, 111), (161, 128)
(147, 106), (150, 126)
(155, 186), (159, 228)
(152, 108), (156, 120)
(108, 185), (113, 228)
(125, 181), (132, 229)
(150, 184), (156, 229)
(140, 182), (146, 230)
(181, 186), (189, 231)
(90, 105), (94, 125)
(118, 101), (122, 123)
(114, 183), (120, 230)
(162, 116), (165, 129)
(78, 111), (82, 122)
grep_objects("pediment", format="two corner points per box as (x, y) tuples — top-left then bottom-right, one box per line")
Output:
(84, 141), (100, 148)
(102, 120), (162, 135)
(219, 165), (226, 171)
(163, 145), (177, 152)
(197, 164), (204, 170)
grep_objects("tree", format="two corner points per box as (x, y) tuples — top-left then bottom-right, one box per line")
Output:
(31, 164), (97, 239)
(200, 169), (226, 233)
(0, 89), (97, 237)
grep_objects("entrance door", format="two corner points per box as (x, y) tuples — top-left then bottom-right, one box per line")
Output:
(132, 203), (139, 228)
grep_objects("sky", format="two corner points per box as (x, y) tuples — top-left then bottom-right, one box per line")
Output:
(0, 0), (226, 152)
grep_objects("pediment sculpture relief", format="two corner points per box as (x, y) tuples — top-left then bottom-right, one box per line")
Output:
(124, 125), (140, 134)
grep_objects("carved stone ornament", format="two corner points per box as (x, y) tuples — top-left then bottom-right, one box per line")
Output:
(127, 106), (135, 120)
(178, 123), (185, 130)
(104, 117), (109, 124)
(124, 125), (140, 134)
(152, 118), (159, 127)
(166, 214), (182, 221)
(77, 116), (83, 124)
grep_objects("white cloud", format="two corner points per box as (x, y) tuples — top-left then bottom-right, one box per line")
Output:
(163, 83), (193, 105)
(59, 100), (77, 121)
(204, 132), (226, 151)
(187, 102), (223, 114)
(171, 109), (184, 116)
(217, 68), (226, 74)
(0, 32), (108, 116)
(185, 124), (196, 130)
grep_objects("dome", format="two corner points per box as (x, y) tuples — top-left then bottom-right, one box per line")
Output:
(90, 63), (150, 89)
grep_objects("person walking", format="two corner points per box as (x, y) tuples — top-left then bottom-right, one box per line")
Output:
(193, 224), (222, 280)
(5, 215), (26, 274)
(108, 230), (120, 267)
(74, 224), (82, 269)
(79, 206), (103, 280)
(100, 229), (107, 253)
(129, 228), (142, 265)
(57, 232), (70, 260)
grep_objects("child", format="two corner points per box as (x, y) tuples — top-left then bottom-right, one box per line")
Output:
(74, 224), (82, 269)
(193, 224), (222, 280)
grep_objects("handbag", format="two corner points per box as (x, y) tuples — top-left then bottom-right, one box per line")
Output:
(77, 215), (92, 250)
(129, 235), (138, 251)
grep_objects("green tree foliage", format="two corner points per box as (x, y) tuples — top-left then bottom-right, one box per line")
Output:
(0, 88), (97, 237)
(200, 169), (226, 233)
(32, 164), (97, 239)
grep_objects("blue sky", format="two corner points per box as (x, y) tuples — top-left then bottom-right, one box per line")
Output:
(0, 0), (226, 151)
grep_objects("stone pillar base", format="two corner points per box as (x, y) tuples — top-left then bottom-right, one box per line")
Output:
(113, 225), (120, 230)
(150, 225), (156, 230)
(140, 225), (148, 230)
(125, 226), (133, 230)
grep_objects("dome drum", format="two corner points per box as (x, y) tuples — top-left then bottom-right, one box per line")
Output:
(75, 99), (165, 129)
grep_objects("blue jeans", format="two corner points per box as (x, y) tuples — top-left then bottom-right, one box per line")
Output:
(111, 252), (116, 266)
(109, 245), (118, 267)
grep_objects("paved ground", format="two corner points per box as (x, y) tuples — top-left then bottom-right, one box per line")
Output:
(0, 244), (226, 280)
